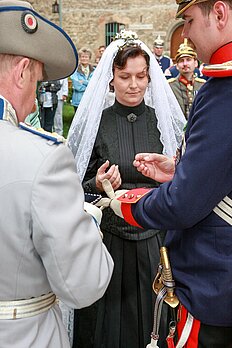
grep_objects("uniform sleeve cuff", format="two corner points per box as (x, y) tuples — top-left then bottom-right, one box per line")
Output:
(121, 203), (143, 228)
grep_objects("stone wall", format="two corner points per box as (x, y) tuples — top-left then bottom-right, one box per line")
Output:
(30, 0), (183, 61)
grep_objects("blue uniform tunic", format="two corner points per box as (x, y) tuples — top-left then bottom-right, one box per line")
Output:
(156, 55), (172, 72)
(130, 76), (232, 327)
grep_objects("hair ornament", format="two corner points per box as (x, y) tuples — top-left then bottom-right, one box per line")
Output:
(114, 29), (139, 50)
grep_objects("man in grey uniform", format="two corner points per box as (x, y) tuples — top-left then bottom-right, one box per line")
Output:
(0, 1), (113, 347)
(168, 39), (205, 119)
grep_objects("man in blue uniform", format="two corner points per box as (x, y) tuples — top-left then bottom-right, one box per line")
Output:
(102, 0), (232, 346)
(153, 35), (172, 73)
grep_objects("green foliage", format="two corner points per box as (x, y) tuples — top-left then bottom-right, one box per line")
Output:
(67, 77), (73, 104)
(63, 102), (75, 138)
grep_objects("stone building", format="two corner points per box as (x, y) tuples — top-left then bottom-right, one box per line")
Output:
(30, 0), (184, 62)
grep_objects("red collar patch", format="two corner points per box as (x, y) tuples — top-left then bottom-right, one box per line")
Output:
(202, 42), (232, 77)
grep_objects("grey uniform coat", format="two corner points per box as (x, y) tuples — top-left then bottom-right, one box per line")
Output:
(168, 75), (205, 119)
(0, 120), (113, 347)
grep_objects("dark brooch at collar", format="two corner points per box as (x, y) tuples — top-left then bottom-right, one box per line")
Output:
(127, 113), (137, 123)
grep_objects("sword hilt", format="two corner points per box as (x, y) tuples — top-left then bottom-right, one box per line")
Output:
(160, 247), (179, 308)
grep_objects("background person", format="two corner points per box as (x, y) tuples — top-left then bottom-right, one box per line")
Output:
(164, 60), (207, 80)
(94, 45), (106, 66)
(98, 45), (106, 59)
(168, 39), (205, 119)
(153, 35), (172, 72)
(0, 1), (113, 348)
(70, 47), (95, 113)
(25, 98), (41, 128)
(68, 30), (186, 348)
(38, 80), (61, 132)
(53, 78), (69, 135)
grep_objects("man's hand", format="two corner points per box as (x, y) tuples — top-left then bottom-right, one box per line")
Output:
(109, 189), (129, 218)
(95, 179), (128, 218)
(96, 180), (151, 224)
(84, 202), (103, 225)
(133, 153), (175, 183)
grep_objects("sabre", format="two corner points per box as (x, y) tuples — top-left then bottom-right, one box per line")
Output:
(147, 247), (179, 348)
(153, 247), (179, 308)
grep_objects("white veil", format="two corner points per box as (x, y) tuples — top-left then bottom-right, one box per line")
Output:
(67, 33), (186, 181)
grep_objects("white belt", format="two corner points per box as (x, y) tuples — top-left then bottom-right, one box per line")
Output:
(0, 292), (57, 320)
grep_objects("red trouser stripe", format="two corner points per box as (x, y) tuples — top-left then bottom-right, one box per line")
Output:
(166, 336), (175, 348)
(177, 305), (201, 348)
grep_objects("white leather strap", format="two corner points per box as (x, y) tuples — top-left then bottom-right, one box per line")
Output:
(213, 195), (232, 225)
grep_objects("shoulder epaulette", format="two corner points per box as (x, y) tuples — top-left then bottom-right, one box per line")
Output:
(168, 77), (177, 83)
(195, 77), (206, 83)
(19, 122), (66, 144)
(202, 62), (232, 77)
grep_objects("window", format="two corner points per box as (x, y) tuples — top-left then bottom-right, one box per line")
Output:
(105, 22), (125, 46)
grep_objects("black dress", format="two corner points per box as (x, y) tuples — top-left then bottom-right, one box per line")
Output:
(73, 99), (170, 348)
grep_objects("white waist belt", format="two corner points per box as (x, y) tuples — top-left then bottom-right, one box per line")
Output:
(0, 292), (56, 320)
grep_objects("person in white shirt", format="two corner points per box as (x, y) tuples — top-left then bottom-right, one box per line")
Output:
(54, 78), (69, 135)
(39, 80), (61, 132)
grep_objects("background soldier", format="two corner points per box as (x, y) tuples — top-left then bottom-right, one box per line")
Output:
(168, 39), (205, 119)
(153, 35), (172, 72)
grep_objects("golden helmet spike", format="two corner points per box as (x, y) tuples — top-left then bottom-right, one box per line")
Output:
(175, 39), (197, 62)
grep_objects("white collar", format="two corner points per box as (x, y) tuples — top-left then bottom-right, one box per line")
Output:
(0, 95), (18, 126)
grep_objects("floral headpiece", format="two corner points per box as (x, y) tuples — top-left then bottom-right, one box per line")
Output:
(114, 29), (139, 50)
